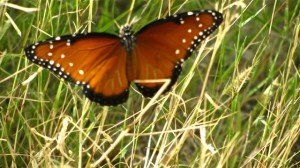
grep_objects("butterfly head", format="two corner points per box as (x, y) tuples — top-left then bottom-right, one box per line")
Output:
(119, 25), (133, 37)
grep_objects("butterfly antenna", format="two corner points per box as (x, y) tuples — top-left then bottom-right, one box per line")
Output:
(126, 0), (136, 25)
(129, 16), (140, 26)
(114, 20), (121, 30)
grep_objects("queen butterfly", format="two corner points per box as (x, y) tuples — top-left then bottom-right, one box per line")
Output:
(24, 9), (223, 106)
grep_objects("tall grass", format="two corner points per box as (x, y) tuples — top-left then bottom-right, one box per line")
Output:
(0, 0), (299, 167)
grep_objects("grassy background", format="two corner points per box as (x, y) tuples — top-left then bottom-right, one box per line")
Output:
(0, 0), (299, 167)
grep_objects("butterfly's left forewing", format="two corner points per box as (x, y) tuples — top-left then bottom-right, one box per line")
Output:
(25, 33), (129, 105)
(131, 10), (223, 97)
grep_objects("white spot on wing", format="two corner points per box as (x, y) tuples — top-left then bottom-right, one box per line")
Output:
(175, 49), (180, 55)
(69, 63), (74, 67)
(66, 39), (71, 46)
(187, 12), (193, 15)
(79, 70), (84, 75)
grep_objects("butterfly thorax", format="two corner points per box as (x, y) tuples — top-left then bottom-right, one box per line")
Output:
(120, 25), (138, 81)
(120, 26), (136, 53)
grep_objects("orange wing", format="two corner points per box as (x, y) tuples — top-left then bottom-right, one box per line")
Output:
(24, 33), (129, 105)
(131, 10), (223, 96)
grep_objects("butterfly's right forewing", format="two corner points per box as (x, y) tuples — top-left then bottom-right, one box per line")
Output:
(131, 10), (223, 97)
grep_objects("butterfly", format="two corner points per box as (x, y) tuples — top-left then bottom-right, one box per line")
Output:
(24, 9), (223, 106)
